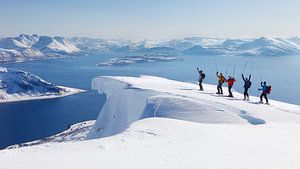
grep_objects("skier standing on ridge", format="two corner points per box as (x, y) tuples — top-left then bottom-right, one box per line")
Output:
(225, 76), (236, 97)
(197, 67), (205, 91)
(242, 74), (252, 100)
(216, 72), (225, 94)
(259, 81), (271, 105)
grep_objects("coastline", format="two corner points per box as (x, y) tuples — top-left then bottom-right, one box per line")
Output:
(6, 120), (96, 149)
(0, 86), (86, 104)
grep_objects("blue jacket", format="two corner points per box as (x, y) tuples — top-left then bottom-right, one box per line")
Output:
(259, 83), (268, 93)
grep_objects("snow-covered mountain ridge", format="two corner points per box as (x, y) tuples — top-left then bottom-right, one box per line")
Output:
(1, 34), (300, 63)
(1, 75), (299, 169)
(0, 67), (84, 102)
(0, 34), (79, 63)
(70, 36), (300, 56)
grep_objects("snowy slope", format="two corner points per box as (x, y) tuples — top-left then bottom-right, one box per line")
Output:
(7, 120), (95, 149)
(1, 76), (299, 169)
(1, 118), (299, 169)
(0, 34), (79, 63)
(0, 67), (84, 102)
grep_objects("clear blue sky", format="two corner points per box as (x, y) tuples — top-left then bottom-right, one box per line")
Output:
(1, 0), (300, 39)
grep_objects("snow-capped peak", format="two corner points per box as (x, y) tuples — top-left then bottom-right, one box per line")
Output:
(0, 34), (80, 63)
(68, 36), (300, 56)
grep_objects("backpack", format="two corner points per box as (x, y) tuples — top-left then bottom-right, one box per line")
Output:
(220, 76), (225, 83)
(266, 85), (272, 94)
(245, 81), (252, 88)
(201, 73), (206, 79)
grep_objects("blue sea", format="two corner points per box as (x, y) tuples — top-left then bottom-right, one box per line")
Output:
(1, 53), (299, 149)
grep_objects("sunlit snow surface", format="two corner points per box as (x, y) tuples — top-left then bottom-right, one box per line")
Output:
(1, 76), (300, 169)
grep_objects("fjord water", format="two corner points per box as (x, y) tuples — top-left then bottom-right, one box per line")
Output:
(0, 53), (299, 149)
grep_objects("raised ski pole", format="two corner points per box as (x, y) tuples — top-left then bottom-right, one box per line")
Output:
(242, 61), (248, 74)
(250, 61), (255, 75)
(225, 64), (228, 76)
(258, 67), (263, 82)
(233, 64), (236, 77)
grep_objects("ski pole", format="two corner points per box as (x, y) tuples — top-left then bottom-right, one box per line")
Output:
(242, 61), (248, 74)
(258, 67), (263, 82)
(233, 64), (236, 77)
(250, 61), (255, 75)
(260, 75), (263, 82)
(216, 65), (219, 72)
(225, 64), (228, 76)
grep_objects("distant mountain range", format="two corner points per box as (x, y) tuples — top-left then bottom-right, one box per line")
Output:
(1, 34), (300, 63)
(70, 36), (300, 56)
(0, 34), (79, 63)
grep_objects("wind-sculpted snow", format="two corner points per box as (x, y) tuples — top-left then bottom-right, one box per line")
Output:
(88, 76), (300, 140)
(0, 34), (79, 63)
(97, 54), (181, 66)
(87, 77), (156, 138)
(0, 67), (84, 102)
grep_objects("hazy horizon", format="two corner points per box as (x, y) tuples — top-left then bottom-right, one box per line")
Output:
(1, 33), (300, 41)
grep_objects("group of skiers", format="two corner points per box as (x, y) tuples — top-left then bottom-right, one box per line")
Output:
(197, 67), (271, 104)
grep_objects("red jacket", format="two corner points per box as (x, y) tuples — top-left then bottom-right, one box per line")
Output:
(226, 78), (236, 87)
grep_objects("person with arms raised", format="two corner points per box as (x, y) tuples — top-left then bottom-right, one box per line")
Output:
(226, 76), (236, 97)
(242, 74), (252, 100)
(216, 72), (225, 94)
(197, 67), (206, 91)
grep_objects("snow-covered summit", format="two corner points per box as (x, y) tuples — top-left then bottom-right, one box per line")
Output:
(1, 75), (300, 169)
(0, 67), (83, 102)
(88, 76), (300, 139)
(0, 34), (79, 63)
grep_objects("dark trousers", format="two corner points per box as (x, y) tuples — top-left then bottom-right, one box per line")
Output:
(198, 80), (203, 91)
(217, 82), (223, 94)
(260, 92), (269, 103)
(244, 88), (249, 99)
(228, 85), (233, 97)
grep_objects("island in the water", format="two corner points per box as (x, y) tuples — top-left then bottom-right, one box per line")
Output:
(96, 54), (182, 66)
